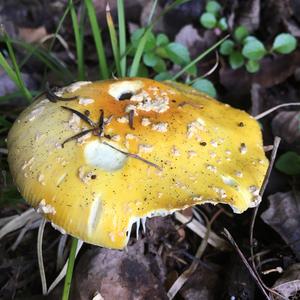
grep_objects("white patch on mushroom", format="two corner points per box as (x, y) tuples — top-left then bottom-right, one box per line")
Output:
(141, 117), (151, 126)
(235, 171), (243, 178)
(209, 152), (217, 158)
(27, 106), (45, 122)
(221, 175), (238, 187)
(56, 173), (67, 186)
(78, 97), (94, 106)
(125, 134), (138, 140)
(37, 173), (45, 185)
(84, 140), (127, 171)
(212, 187), (227, 199)
(21, 157), (35, 170)
(125, 104), (138, 115)
(64, 81), (92, 93)
(171, 146), (180, 157)
(138, 144), (153, 153)
(78, 166), (96, 183)
(151, 122), (168, 132)
(206, 164), (217, 173)
(225, 150), (231, 155)
(239, 143), (247, 154)
(116, 116), (129, 123)
(51, 222), (66, 235)
(187, 150), (197, 158)
(210, 140), (218, 147)
(68, 113), (81, 132)
(249, 185), (259, 195)
(77, 131), (92, 144)
(193, 196), (203, 201)
(187, 118), (206, 139)
(108, 80), (143, 100)
(136, 97), (169, 113)
(37, 199), (56, 215)
(88, 194), (102, 236)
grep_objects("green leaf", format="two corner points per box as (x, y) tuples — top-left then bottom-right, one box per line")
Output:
(136, 63), (149, 77)
(272, 33), (297, 54)
(206, 1), (221, 16)
(243, 35), (258, 45)
(165, 42), (190, 65)
(220, 40), (234, 55)
(143, 52), (158, 67)
(242, 40), (266, 60)
(229, 51), (244, 69)
(154, 71), (172, 81)
(234, 25), (249, 42)
(276, 151), (300, 175)
(131, 28), (156, 51)
(186, 64), (197, 76)
(200, 12), (217, 29)
(153, 57), (166, 73)
(218, 17), (228, 31)
(245, 60), (260, 73)
(192, 79), (217, 98)
(156, 33), (169, 46)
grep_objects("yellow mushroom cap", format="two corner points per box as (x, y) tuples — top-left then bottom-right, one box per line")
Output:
(7, 78), (268, 249)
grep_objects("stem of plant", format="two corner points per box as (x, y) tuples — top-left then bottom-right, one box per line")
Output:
(62, 237), (78, 300)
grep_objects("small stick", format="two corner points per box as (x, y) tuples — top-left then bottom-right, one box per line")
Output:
(61, 106), (96, 127)
(37, 219), (47, 295)
(45, 82), (77, 102)
(223, 228), (271, 300)
(61, 129), (93, 148)
(254, 102), (300, 120)
(128, 109), (135, 130)
(103, 142), (162, 171)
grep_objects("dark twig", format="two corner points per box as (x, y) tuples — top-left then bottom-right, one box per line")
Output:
(98, 109), (104, 137)
(45, 82), (78, 102)
(249, 136), (284, 299)
(61, 106), (96, 127)
(128, 109), (135, 130)
(61, 129), (93, 148)
(223, 229), (271, 300)
(103, 142), (162, 171)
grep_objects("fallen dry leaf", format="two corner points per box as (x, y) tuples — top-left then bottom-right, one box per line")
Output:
(271, 111), (300, 145)
(261, 191), (300, 260)
(72, 239), (168, 300)
(272, 264), (300, 299)
(220, 50), (300, 97)
(18, 26), (47, 43)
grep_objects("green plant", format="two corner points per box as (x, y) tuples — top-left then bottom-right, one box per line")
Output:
(0, 1), (232, 299)
(199, 0), (298, 73)
(276, 151), (300, 175)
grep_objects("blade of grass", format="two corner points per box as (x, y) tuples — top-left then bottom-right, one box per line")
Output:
(69, 0), (85, 80)
(106, 3), (121, 77)
(1, 31), (32, 102)
(62, 237), (78, 300)
(0, 52), (18, 83)
(171, 35), (229, 80)
(20, 3), (71, 69)
(147, 0), (158, 24)
(11, 39), (74, 81)
(117, 0), (126, 77)
(84, 0), (109, 79)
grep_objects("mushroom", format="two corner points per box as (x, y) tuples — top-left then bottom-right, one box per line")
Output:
(7, 78), (268, 249)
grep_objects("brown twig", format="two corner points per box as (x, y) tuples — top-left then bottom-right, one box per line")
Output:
(167, 209), (223, 299)
(249, 136), (285, 299)
(103, 142), (162, 171)
(223, 228), (271, 300)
